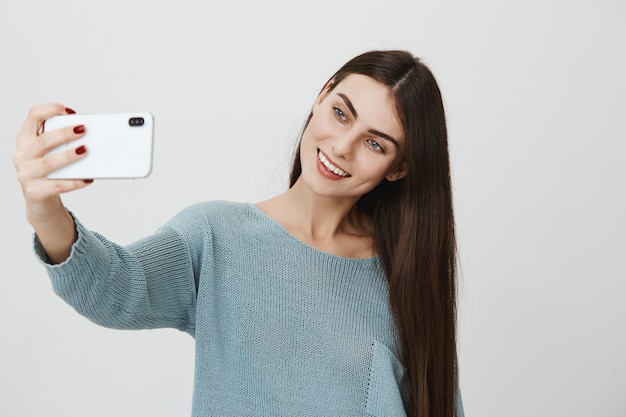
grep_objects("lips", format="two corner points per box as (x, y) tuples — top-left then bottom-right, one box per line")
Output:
(317, 149), (351, 177)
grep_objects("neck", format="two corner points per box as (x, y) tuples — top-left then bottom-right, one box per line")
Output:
(255, 178), (375, 258)
(260, 177), (370, 238)
(289, 178), (363, 237)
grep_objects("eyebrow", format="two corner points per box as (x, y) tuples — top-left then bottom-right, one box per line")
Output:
(337, 92), (400, 149)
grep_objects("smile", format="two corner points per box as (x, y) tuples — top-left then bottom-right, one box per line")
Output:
(318, 150), (351, 177)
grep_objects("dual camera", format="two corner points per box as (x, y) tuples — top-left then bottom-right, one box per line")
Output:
(128, 117), (145, 127)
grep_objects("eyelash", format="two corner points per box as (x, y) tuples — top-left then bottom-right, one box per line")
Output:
(367, 139), (384, 153)
(334, 107), (347, 121)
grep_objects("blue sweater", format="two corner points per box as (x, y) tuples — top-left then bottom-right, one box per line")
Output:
(35, 200), (464, 416)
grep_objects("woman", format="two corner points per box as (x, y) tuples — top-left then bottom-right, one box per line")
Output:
(14, 50), (463, 417)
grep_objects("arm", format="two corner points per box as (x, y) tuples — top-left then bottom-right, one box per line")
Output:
(16, 104), (198, 333)
(37, 213), (198, 334)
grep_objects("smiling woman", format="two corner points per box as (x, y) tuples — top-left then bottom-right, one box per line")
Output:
(14, 50), (463, 417)
(284, 50), (461, 416)
(294, 74), (407, 201)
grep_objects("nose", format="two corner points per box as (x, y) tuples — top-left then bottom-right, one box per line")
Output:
(331, 130), (359, 159)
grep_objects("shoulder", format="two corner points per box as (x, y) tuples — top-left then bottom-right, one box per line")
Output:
(162, 200), (268, 236)
(168, 200), (250, 223)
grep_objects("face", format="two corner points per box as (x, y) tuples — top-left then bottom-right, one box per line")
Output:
(298, 74), (407, 201)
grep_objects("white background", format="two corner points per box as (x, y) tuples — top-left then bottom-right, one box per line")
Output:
(1, 1), (625, 416)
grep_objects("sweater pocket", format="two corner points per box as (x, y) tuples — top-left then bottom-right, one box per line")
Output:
(365, 340), (408, 417)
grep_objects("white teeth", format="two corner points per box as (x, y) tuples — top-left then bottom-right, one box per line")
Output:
(318, 151), (349, 177)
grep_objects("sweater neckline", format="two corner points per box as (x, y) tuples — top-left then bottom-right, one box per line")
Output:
(245, 203), (379, 263)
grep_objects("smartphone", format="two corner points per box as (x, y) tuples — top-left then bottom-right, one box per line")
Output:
(45, 112), (154, 179)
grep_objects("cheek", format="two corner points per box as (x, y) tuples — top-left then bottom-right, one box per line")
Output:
(363, 157), (398, 181)
(305, 111), (335, 139)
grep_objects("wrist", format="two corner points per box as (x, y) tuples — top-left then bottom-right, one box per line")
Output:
(25, 197), (67, 228)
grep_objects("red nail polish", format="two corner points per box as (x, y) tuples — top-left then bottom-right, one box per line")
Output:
(76, 145), (87, 155)
(65, 107), (76, 114)
(73, 125), (85, 134)
(83, 179), (94, 184)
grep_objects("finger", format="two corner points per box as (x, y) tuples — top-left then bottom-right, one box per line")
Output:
(16, 103), (76, 145)
(48, 178), (95, 195)
(37, 124), (86, 158)
(14, 124), (86, 166)
(41, 143), (88, 179)
(22, 177), (94, 201)
(15, 142), (88, 184)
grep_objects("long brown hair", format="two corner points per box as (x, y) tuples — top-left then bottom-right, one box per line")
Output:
(290, 50), (458, 417)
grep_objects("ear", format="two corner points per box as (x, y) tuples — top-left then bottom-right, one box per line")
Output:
(386, 161), (407, 182)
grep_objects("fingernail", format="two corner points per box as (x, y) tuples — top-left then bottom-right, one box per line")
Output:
(76, 145), (87, 155)
(65, 107), (76, 114)
(73, 125), (85, 134)
(83, 179), (94, 184)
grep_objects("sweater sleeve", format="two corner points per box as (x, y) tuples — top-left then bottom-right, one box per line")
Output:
(34, 209), (204, 335)
(456, 384), (465, 417)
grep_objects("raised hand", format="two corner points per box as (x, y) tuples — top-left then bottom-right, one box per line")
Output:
(14, 103), (93, 263)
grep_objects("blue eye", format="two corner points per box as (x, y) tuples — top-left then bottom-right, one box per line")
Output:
(334, 107), (346, 121)
(367, 139), (384, 153)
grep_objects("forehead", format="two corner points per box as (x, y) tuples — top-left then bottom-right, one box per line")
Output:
(331, 74), (405, 144)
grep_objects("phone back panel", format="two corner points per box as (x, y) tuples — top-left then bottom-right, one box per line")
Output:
(45, 112), (154, 179)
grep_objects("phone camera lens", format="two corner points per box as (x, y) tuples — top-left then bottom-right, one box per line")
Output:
(129, 117), (145, 127)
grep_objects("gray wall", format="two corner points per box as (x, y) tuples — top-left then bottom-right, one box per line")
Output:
(1, 1), (624, 416)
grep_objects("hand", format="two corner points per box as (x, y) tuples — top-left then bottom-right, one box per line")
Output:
(14, 103), (93, 221)
(13, 103), (93, 263)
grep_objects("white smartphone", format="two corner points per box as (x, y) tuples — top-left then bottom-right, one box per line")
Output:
(45, 112), (154, 179)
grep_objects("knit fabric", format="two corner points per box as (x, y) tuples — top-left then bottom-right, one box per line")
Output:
(35, 200), (464, 417)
